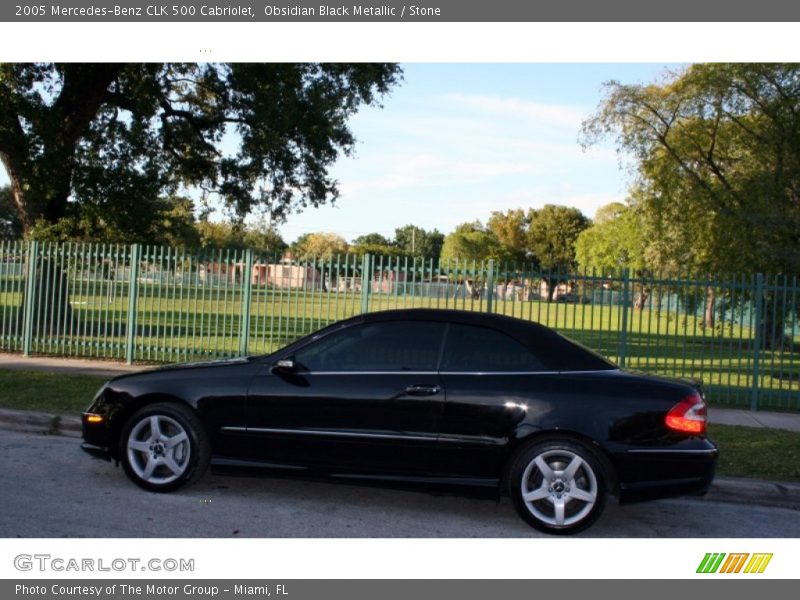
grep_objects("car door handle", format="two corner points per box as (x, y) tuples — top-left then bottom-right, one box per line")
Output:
(404, 384), (441, 396)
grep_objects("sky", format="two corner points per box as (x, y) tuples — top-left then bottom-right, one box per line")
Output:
(276, 63), (680, 243)
(0, 63), (682, 243)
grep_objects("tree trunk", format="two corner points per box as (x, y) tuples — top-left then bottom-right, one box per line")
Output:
(0, 155), (34, 232)
(545, 277), (556, 302)
(0, 63), (124, 233)
(634, 283), (650, 310)
(16, 255), (75, 335)
(761, 295), (787, 351)
(704, 286), (716, 329)
(2, 142), (77, 234)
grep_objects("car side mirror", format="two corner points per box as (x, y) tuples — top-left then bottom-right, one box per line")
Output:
(274, 358), (297, 372)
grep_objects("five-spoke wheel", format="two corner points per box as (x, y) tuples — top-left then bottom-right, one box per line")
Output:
(509, 438), (606, 534)
(120, 403), (210, 492)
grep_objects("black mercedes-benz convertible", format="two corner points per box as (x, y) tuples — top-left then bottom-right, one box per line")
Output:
(82, 308), (717, 534)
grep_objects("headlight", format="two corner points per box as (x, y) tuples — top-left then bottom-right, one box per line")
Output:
(86, 381), (110, 410)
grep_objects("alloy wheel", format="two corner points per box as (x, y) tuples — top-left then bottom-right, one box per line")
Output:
(126, 414), (191, 485)
(520, 448), (598, 528)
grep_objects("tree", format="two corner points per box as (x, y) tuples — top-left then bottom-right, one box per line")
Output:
(527, 205), (590, 301)
(527, 205), (590, 270)
(581, 64), (800, 345)
(575, 201), (651, 310)
(575, 202), (646, 273)
(439, 221), (500, 264)
(487, 208), (530, 263)
(349, 232), (396, 256)
(242, 223), (287, 256)
(353, 233), (391, 247)
(0, 186), (22, 239)
(196, 220), (238, 249)
(593, 201), (627, 225)
(197, 218), (287, 255)
(350, 242), (401, 257)
(439, 222), (500, 299)
(27, 194), (200, 247)
(0, 63), (402, 234)
(291, 232), (349, 260)
(393, 225), (444, 261)
(581, 63), (800, 276)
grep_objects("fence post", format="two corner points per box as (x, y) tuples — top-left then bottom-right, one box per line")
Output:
(239, 249), (254, 356)
(21, 240), (39, 356)
(360, 253), (371, 314)
(486, 259), (495, 314)
(618, 267), (631, 368)
(751, 273), (764, 411)
(125, 244), (140, 365)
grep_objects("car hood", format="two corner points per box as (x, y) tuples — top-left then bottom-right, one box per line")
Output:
(110, 356), (256, 382)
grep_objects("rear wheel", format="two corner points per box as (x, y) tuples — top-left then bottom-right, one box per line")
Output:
(509, 438), (606, 534)
(120, 402), (210, 492)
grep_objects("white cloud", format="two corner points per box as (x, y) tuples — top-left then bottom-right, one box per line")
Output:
(345, 94), (616, 193)
(338, 153), (539, 196)
(337, 138), (617, 200)
(439, 93), (588, 128)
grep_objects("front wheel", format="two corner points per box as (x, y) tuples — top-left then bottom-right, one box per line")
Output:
(120, 402), (210, 492)
(508, 438), (606, 535)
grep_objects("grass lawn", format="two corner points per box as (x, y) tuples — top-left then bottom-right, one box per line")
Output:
(708, 423), (800, 483)
(0, 370), (106, 415)
(0, 367), (798, 483)
(2, 280), (799, 411)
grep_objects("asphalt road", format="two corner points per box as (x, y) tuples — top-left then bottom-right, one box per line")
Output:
(2, 430), (798, 538)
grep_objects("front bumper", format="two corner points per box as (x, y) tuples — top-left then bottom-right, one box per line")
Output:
(81, 442), (113, 461)
(82, 411), (116, 461)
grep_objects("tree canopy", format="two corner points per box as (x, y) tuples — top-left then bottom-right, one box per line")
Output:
(349, 232), (398, 257)
(195, 219), (287, 254)
(352, 232), (391, 247)
(527, 204), (590, 272)
(393, 225), (444, 261)
(575, 202), (646, 273)
(291, 232), (349, 260)
(487, 208), (529, 263)
(582, 63), (800, 275)
(347, 226), (444, 260)
(440, 221), (500, 264)
(0, 63), (402, 238)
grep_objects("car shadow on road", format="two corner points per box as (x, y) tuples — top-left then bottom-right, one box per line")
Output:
(88, 455), (800, 538)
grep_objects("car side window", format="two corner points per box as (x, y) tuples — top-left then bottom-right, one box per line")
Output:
(440, 324), (545, 372)
(293, 321), (446, 372)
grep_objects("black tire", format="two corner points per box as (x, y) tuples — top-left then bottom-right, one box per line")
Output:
(508, 438), (607, 535)
(119, 402), (210, 493)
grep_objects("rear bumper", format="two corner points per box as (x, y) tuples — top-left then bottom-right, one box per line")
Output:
(614, 441), (718, 504)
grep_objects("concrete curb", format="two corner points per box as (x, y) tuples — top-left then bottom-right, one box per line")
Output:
(0, 407), (82, 438)
(0, 407), (798, 512)
(704, 476), (800, 511)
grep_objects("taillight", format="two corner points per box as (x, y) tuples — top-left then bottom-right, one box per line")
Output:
(665, 394), (707, 434)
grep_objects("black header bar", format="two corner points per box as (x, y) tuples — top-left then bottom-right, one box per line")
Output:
(4, 0), (800, 22)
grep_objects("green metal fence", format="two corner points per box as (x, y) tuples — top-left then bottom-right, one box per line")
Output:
(1, 240), (798, 411)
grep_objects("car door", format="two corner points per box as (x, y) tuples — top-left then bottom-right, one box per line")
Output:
(434, 323), (562, 480)
(243, 319), (448, 475)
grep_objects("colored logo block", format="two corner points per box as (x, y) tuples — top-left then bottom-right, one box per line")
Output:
(697, 553), (772, 574)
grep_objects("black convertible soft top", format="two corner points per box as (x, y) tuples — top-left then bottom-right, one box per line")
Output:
(287, 308), (616, 372)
